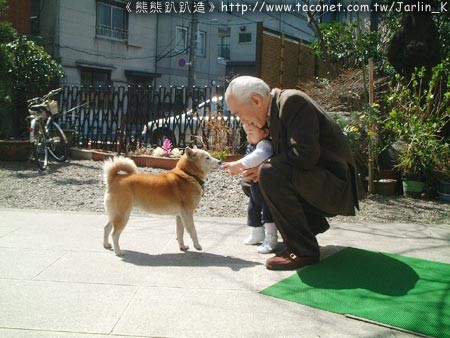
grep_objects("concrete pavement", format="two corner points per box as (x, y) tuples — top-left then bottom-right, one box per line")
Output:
(0, 208), (449, 338)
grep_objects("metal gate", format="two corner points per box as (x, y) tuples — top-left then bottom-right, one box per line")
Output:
(56, 85), (244, 154)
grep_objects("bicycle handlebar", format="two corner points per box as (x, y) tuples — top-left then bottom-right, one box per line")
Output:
(27, 88), (62, 105)
(27, 97), (41, 104)
(47, 88), (62, 97)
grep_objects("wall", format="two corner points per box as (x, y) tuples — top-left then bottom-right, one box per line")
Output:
(39, 0), (158, 87)
(4, 0), (31, 34)
(155, 15), (226, 87)
(228, 23), (257, 63)
(258, 25), (329, 89)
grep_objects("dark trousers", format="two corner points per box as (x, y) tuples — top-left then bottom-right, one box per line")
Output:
(259, 161), (331, 257)
(247, 182), (274, 227)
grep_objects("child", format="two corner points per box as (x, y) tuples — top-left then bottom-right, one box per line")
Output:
(222, 123), (278, 253)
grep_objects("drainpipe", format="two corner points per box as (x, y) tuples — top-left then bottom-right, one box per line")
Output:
(55, 0), (60, 62)
(154, 13), (159, 87)
(187, 11), (198, 92)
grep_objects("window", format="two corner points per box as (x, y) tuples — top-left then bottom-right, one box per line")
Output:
(30, 0), (41, 35)
(218, 35), (230, 59)
(96, 2), (128, 40)
(80, 68), (112, 108)
(218, 26), (230, 59)
(81, 68), (111, 88)
(239, 32), (252, 43)
(176, 26), (188, 52)
(195, 31), (206, 57)
(127, 76), (153, 87)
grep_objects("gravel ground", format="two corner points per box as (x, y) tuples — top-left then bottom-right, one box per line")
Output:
(0, 159), (449, 225)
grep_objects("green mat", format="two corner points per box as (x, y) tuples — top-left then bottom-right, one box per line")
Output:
(261, 247), (450, 337)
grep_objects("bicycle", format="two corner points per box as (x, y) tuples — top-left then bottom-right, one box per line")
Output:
(27, 88), (68, 170)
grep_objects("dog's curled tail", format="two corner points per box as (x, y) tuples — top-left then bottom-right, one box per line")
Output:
(103, 156), (138, 185)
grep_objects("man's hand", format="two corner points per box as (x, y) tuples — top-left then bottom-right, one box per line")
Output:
(222, 161), (246, 175)
(242, 166), (260, 182)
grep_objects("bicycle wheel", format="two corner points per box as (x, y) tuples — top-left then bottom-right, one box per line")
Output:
(47, 120), (68, 162)
(32, 121), (48, 170)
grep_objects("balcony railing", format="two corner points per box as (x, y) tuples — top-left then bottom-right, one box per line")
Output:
(96, 24), (128, 40)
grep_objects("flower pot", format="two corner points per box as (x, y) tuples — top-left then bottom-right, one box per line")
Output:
(437, 192), (450, 203)
(130, 155), (149, 167)
(63, 129), (77, 147)
(379, 169), (402, 195)
(91, 149), (116, 161)
(69, 147), (92, 160)
(375, 179), (398, 196)
(402, 179), (425, 198)
(0, 140), (31, 161)
(438, 180), (450, 195)
(130, 155), (179, 169)
(145, 156), (179, 170)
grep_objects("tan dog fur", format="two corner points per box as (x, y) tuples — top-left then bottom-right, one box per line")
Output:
(103, 147), (220, 256)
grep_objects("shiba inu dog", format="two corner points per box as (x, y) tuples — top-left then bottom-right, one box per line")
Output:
(103, 148), (220, 256)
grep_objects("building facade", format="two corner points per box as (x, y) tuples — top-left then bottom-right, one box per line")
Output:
(6, 0), (319, 87)
(34, 0), (158, 88)
(155, 13), (227, 87)
(2, 0), (31, 34)
(217, 8), (315, 78)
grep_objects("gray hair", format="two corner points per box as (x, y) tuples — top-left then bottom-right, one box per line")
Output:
(225, 76), (270, 104)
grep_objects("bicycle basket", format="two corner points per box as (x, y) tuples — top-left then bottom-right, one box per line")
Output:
(47, 100), (59, 115)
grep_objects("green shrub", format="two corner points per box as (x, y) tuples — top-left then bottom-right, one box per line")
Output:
(0, 36), (64, 138)
(384, 65), (450, 180)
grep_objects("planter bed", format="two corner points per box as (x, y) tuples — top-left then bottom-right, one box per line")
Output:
(91, 149), (117, 161)
(68, 148), (179, 169)
(0, 140), (32, 161)
(69, 147), (93, 160)
(131, 155), (179, 170)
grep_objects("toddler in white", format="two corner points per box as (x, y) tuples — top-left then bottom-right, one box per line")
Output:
(223, 123), (278, 253)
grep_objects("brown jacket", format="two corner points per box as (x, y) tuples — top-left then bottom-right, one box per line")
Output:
(268, 88), (361, 216)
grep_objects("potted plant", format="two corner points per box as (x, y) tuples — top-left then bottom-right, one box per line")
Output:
(434, 142), (450, 202)
(384, 65), (450, 198)
(203, 106), (244, 161)
(395, 127), (439, 198)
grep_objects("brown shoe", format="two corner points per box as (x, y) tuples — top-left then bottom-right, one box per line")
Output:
(266, 249), (319, 270)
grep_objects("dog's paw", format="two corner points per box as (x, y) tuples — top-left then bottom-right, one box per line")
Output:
(103, 243), (112, 250)
(115, 250), (124, 257)
(180, 245), (189, 252)
(194, 244), (202, 251)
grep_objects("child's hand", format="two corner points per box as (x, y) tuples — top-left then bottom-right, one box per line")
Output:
(222, 161), (246, 175)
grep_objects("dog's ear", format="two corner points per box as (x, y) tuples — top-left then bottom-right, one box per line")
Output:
(185, 147), (195, 159)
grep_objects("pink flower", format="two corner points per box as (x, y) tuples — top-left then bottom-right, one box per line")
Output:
(162, 138), (173, 157)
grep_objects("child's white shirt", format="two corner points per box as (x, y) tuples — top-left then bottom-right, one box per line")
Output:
(240, 140), (273, 169)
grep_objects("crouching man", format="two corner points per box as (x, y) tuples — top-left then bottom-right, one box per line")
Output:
(225, 76), (363, 270)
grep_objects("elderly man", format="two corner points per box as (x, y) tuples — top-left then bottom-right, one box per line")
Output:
(225, 76), (362, 270)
